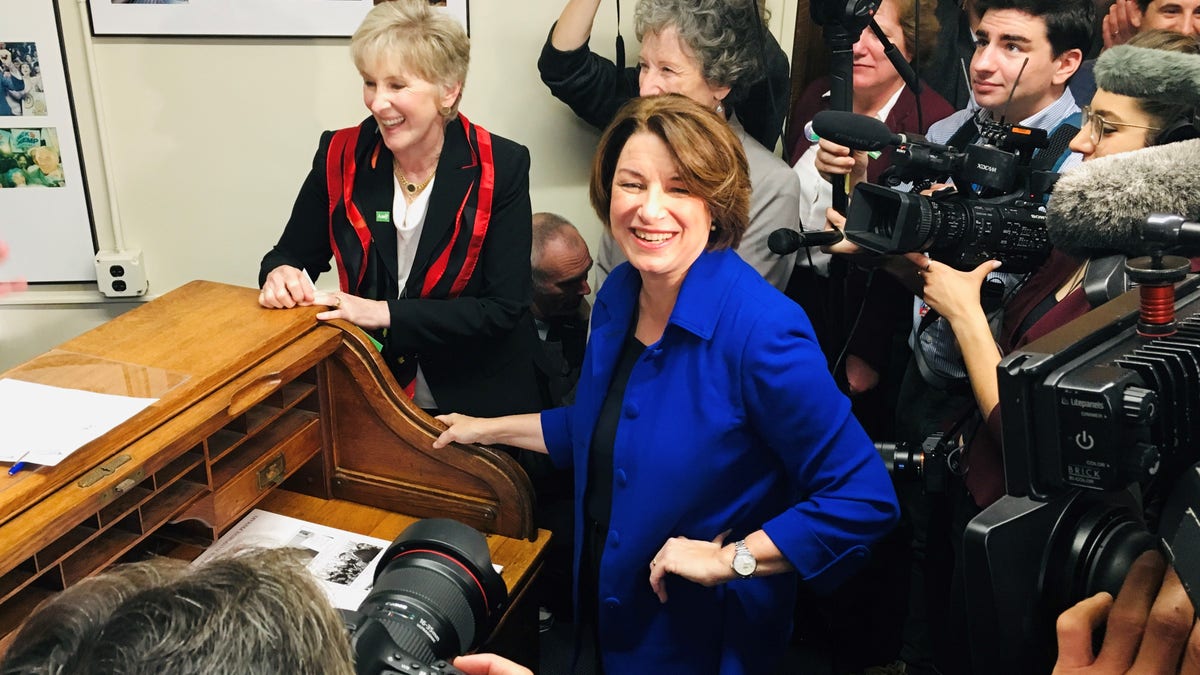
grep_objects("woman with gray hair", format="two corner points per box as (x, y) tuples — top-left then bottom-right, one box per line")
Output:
(259, 0), (544, 418)
(539, 0), (802, 292)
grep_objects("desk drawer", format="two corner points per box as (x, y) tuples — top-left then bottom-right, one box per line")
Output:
(210, 411), (321, 530)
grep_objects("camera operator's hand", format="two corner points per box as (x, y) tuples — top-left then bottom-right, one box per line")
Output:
(845, 354), (880, 395)
(821, 207), (866, 256)
(906, 254), (1000, 325)
(1053, 550), (1200, 675)
(814, 138), (868, 194)
(453, 653), (533, 675)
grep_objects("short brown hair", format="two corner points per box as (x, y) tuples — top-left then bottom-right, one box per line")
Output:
(350, 0), (470, 118)
(588, 94), (750, 251)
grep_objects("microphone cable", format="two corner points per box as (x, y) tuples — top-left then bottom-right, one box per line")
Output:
(614, 0), (625, 76)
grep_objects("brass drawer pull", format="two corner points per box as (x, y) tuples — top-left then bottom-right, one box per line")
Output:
(256, 454), (286, 491)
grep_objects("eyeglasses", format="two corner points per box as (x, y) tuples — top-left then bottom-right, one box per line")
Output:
(1081, 105), (1161, 145)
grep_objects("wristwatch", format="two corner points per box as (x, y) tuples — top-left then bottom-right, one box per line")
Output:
(731, 539), (757, 578)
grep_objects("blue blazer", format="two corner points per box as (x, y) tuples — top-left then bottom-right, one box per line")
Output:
(541, 249), (900, 674)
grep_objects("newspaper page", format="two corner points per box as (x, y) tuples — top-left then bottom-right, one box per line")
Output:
(192, 509), (389, 611)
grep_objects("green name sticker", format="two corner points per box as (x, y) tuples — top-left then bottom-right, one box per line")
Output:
(375, 211), (391, 222)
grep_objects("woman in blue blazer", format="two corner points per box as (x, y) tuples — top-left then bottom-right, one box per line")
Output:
(436, 95), (899, 674)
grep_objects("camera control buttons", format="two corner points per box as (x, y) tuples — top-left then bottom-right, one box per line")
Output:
(1074, 431), (1095, 451)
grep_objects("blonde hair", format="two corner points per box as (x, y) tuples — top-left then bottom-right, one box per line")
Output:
(350, 0), (470, 118)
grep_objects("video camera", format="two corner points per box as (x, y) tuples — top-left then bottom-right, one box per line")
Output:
(814, 110), (1059, 273)
(962, 271), (1200, 674)
(342, 518), (509, 675)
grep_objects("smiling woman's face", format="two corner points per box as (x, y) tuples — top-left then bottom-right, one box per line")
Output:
(608, 131), (712, 288)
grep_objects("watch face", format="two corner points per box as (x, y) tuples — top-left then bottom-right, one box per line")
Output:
(733, 553), (756, 576)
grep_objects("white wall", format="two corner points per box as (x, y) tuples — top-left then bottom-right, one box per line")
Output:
(0, 0), (793, 371)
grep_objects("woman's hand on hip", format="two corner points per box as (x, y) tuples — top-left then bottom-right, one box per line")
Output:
(648, 531), (733, 603)
(259, 265), (314, 308)
(312, 291), (390, 330)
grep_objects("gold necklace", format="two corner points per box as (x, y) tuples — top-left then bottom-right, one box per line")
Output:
(394, 157), (435, 196)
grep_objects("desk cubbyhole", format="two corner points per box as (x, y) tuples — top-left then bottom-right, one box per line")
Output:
(155, 519), (216, 550)
(60, 514), (143, 585)
(0, 559), (37, 605)
(98, 481), (153, 528)
(0, 584), (57, 639)
(141, 479), (208, 532)
(35, 515), (100, 571)
(154, 447), (204, 491)
(274, 379), (316, 412)
(210, 409), (317, 488)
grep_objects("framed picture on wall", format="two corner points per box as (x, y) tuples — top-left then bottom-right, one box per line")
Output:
(0, 3), (97, 283)
(88, 0), (469, 38)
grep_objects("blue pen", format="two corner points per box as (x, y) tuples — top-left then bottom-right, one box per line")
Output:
(8, 452), (29, 476)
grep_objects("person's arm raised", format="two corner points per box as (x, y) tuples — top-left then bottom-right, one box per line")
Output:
(550, 0), (603, 51)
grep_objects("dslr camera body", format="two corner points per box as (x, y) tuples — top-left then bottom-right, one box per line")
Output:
(844, 113), (1058, 273)
(342, 518), (509, 675)
(963, 276), (1200, 674)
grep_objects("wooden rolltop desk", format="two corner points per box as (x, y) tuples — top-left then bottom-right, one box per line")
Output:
(0, 281), (547, 660)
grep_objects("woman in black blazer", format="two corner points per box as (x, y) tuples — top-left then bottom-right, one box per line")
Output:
(259, 0), (543, 418)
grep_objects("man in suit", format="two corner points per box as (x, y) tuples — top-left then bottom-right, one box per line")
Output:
(527, 212), (591, 629)
(531, 212), (592, 407)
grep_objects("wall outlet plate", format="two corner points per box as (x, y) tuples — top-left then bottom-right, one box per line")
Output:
(94, 250), (148, 298)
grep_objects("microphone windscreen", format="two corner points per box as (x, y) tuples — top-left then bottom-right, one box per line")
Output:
(1046, 139), (1200, 257)
(811, 110), (897, 151)
(1095, 45), (1200, 106)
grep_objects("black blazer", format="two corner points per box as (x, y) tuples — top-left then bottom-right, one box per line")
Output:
(261, 116), (546, 417)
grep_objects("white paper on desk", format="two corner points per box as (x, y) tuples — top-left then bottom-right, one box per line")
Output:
(193, 509), (391, 611)
(0, 379), (158, 465)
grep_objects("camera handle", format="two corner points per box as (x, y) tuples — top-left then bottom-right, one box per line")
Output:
(812, 0), (880, 212)
(866, 20), (921, 96)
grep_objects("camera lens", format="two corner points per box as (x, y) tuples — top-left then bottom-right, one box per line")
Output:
(348, 519), (508, 669)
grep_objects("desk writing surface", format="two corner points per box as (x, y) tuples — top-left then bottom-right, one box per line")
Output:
(0, 281), (334, 528)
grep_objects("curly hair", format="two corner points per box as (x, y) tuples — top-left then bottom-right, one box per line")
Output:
(634, 0), (769, 107)
(589, 94), (750, 252)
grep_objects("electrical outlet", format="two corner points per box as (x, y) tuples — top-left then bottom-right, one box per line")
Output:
(94, 250), (148, 298)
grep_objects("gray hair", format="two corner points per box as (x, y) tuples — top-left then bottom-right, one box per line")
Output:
(0, 549), (354, 675)
(532, 212), (583, 281)
(350, 0), (470, 118)
(634, 0), (769, 106)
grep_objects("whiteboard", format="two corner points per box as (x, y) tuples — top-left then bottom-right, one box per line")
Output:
(0, 2), (96, 283)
